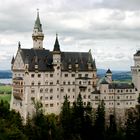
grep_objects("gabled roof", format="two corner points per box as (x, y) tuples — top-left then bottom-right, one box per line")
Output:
(14, 48), (96, 72)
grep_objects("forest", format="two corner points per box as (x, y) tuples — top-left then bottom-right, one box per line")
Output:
(0, 94), (140, 140)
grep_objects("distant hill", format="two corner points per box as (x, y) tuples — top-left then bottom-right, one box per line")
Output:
(97, 69), (132, 81)
(0, 69), (132, 81)
(0, 70), (12, 79)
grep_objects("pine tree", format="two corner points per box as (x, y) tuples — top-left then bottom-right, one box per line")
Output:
(60, 95), (72, 140)
(125, 109), (137, 140)
(94, 100), (105, 140)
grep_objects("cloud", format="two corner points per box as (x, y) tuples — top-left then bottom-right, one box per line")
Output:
(0, 0), (139, 70)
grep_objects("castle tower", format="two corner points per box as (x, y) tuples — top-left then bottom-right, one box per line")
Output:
(53, 34), (61, 65)
(131, 50), (140, 92)
(32, 10), (44, 49)
(105, 69), (112, 83)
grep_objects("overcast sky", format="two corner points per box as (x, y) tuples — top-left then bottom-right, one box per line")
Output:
(0, 0), (140, 71)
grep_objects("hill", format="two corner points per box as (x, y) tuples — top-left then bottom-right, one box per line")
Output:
(0, 69), (132, 82)
(0, 70), (12, 79)
(97, 69), (132, 82)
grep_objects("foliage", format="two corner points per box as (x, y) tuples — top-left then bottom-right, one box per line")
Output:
(1, 96), (140, 140)
(0, 94), (11, 103)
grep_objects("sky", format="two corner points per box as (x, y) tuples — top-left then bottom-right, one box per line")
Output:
(0, 0), (140, 71)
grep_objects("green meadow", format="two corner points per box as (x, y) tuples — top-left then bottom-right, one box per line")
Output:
(0, 85), (12, 103)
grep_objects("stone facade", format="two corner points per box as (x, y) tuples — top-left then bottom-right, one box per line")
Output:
(10, 12), (97, 121)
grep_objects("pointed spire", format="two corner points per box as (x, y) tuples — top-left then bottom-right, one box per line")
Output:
(18, 41), (21, 49)
(53, 33), (60, 52)
(11, 56), (15, 64)
(88, 49), (92, 63)
(106, 69), (112, 74)
(34, 9), (42, 32)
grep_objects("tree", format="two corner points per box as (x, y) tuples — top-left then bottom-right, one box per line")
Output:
(125, 109), (137, 140)
(60, 95), (73, 140)
(94, 100), (105, 140)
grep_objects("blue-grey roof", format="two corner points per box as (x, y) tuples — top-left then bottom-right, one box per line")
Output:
(100, 78), (109, 84)
(17, 48), (96, 72)
(109, 83), (134, 89)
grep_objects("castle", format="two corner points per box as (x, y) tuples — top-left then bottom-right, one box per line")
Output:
(10, 12), (139, 121)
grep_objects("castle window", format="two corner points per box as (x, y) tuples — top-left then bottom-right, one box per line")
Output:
(117, 90), (120, 92)
(45, 88), (48, 92)
(50, 74), (53, 77)
(38, 82), (41, 86)
(72, 88), (75, 92)
(88, 95), (90, 99)
(31, 89), (35, 93)
(73, 96), (75, 98)
(40, 96), (43, 100)
(88, 88), (91, 92)
(63, 81), (66, 85)
(85, 74), (88, 77)
(50, 82), (53, 85)
(57, 95), (59, 98)
(126, 96), (128, 99)
(130, 96), (132, 99)
(45, 74), (48, 77)
(45, 97), (48, 100)
(104, 96), (106, 99)
(79, 81), (82, 85)
(31, 74), (34, 77)
(50, 96), (53, 100)
(68, 81), (70, 85)
(65, 74), (68, 77)
(84, 102), (86, 105)
(130, 89), (132, 92)
(31, 97), (35, 101)
(121, 90), (123, 92)
(57, 88), (59, 91)
(117, 103), (120, 105)
(72, 74), (75, 77)
(50, 103), (53, 107)
(38, 74), (41, 77)
(88, 81), (91, 85)
(40, 88), (43, 93)
(68, 88), (70, 92)
(31, 82), (34, 86)
(126, 90), (128, 92)
(117, 96), (120, 99)
(73, 81), (75, 85)
(50, 89), (53, 93)
(104, 90), (106, 93)
(83, 95), (86, 99)
(45, 81), (48, 85)
(78, 74), (82, 77)
(57, 103), (59, 106)
(45, 104), (48, 107)
(95, 96), (98, 100)
(57, 80), (59, 84)
(61, 88), (64, 92)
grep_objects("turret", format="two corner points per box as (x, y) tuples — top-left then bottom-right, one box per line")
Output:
(105, 69), (112, 83)
(53, 34), (61, 66)
(32, 10), (44, 49)
(131, 50), (140, 92)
